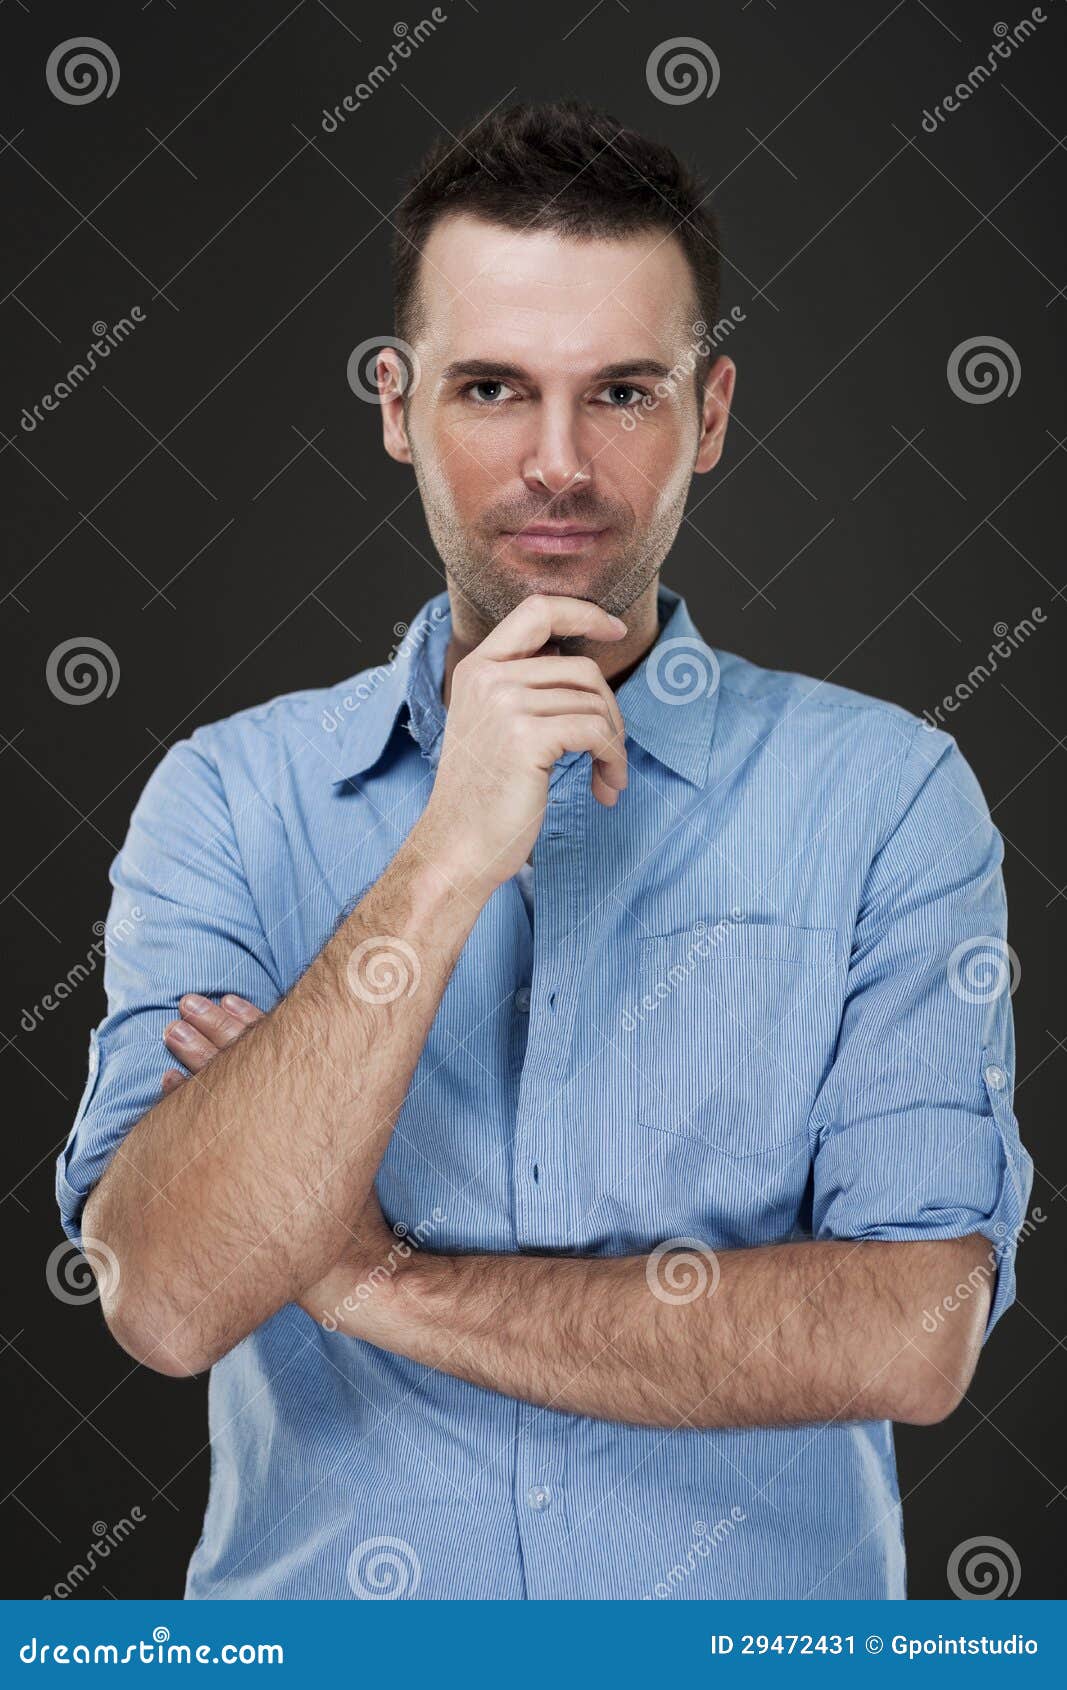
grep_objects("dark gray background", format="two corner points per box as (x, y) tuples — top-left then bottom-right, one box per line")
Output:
(1, 0), (1063, 1600)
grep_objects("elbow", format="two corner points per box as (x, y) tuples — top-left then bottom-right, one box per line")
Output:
(894, 1364), (968, 1426)
(891, 1325), (984, 1427)
(82, 1192), (219, 1378)
(102, 1286), (214, 1378)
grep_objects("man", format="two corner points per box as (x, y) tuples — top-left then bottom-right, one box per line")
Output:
(58, 100), (1031, 1601)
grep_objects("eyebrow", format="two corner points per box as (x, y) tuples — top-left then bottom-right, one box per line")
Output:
(439, 358), (675, 384)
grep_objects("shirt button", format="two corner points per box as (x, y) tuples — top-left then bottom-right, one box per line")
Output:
(514, 986), (531, 1014)
(526, 1483), (552, 1512)
(985, 1063), (1007, 1091)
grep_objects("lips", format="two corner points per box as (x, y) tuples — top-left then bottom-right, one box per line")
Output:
(503, 525), (607, 554)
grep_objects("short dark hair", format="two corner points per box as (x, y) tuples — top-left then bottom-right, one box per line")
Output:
(391, 99), (721, 396)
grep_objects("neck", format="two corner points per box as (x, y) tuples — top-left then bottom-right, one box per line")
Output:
(442, 577), (662, 708)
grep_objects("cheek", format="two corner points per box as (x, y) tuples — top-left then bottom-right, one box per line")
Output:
(433, 414), (521, 495)
(597, 415), (692, 515)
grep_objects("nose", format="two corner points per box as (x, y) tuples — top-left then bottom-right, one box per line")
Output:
(521, 396), (592, 495)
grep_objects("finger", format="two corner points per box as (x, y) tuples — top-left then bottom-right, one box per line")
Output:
(178, 993), (253, 1051)
(219, 993), (264, 1025)
(509, 657), (627, 743)
(534, 713), (628, 798)
(163, 1018), (223, 1072)
(479, 594), (627, 661)
(517, 689), (625, 770)
(540, 697), (628, 792)
(161, 1068), (187, 1096)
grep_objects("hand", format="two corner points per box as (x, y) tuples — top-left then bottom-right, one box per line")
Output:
(412, 593), (629, 900)
(161, 992), (263, 1094)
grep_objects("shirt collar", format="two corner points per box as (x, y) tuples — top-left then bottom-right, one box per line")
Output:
(332, 584), (719, 790)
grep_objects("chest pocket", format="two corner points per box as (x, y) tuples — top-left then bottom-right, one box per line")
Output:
(635, 919), (841, 1156)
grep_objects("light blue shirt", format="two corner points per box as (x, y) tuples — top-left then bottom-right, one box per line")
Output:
(57, 586), (1031, 1600)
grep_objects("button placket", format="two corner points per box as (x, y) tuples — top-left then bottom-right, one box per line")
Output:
(511, 767), (587, 1251)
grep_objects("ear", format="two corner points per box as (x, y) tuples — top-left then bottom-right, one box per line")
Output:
(379, 348), (413, 465)
(694, 355), (736, 474)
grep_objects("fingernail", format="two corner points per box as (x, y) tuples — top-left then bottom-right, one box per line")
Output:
(221, 994), (247, 1011)
(167, 1022), (193, 1044)
(181, 994), (209, 1012)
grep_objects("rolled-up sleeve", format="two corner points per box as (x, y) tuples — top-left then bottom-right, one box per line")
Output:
(810, 721), (1033, 1338)
(56, 730), (282, 1246)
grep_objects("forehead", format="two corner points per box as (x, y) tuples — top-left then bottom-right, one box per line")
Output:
(415, 212), (698, 366)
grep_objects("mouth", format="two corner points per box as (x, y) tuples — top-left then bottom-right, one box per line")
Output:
(501, 524), (608, 555)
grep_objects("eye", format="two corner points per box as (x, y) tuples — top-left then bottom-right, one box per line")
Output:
(460, 379), (517, 405)
(593, 383), (650, 409)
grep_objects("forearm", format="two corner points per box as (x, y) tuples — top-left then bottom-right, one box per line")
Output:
(86, 829), (481, 1374)
(311, 1234), (990, 1428)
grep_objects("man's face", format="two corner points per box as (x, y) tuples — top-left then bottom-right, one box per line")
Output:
(381, 213), (734, 630)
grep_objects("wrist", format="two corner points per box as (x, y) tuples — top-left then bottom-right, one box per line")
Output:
(405, 813), (501, 908)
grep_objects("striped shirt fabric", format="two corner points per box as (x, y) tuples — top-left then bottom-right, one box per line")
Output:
(57, 584), (1032, 1600)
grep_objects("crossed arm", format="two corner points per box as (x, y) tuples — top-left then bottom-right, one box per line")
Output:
(145, 989), (990, 1430)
